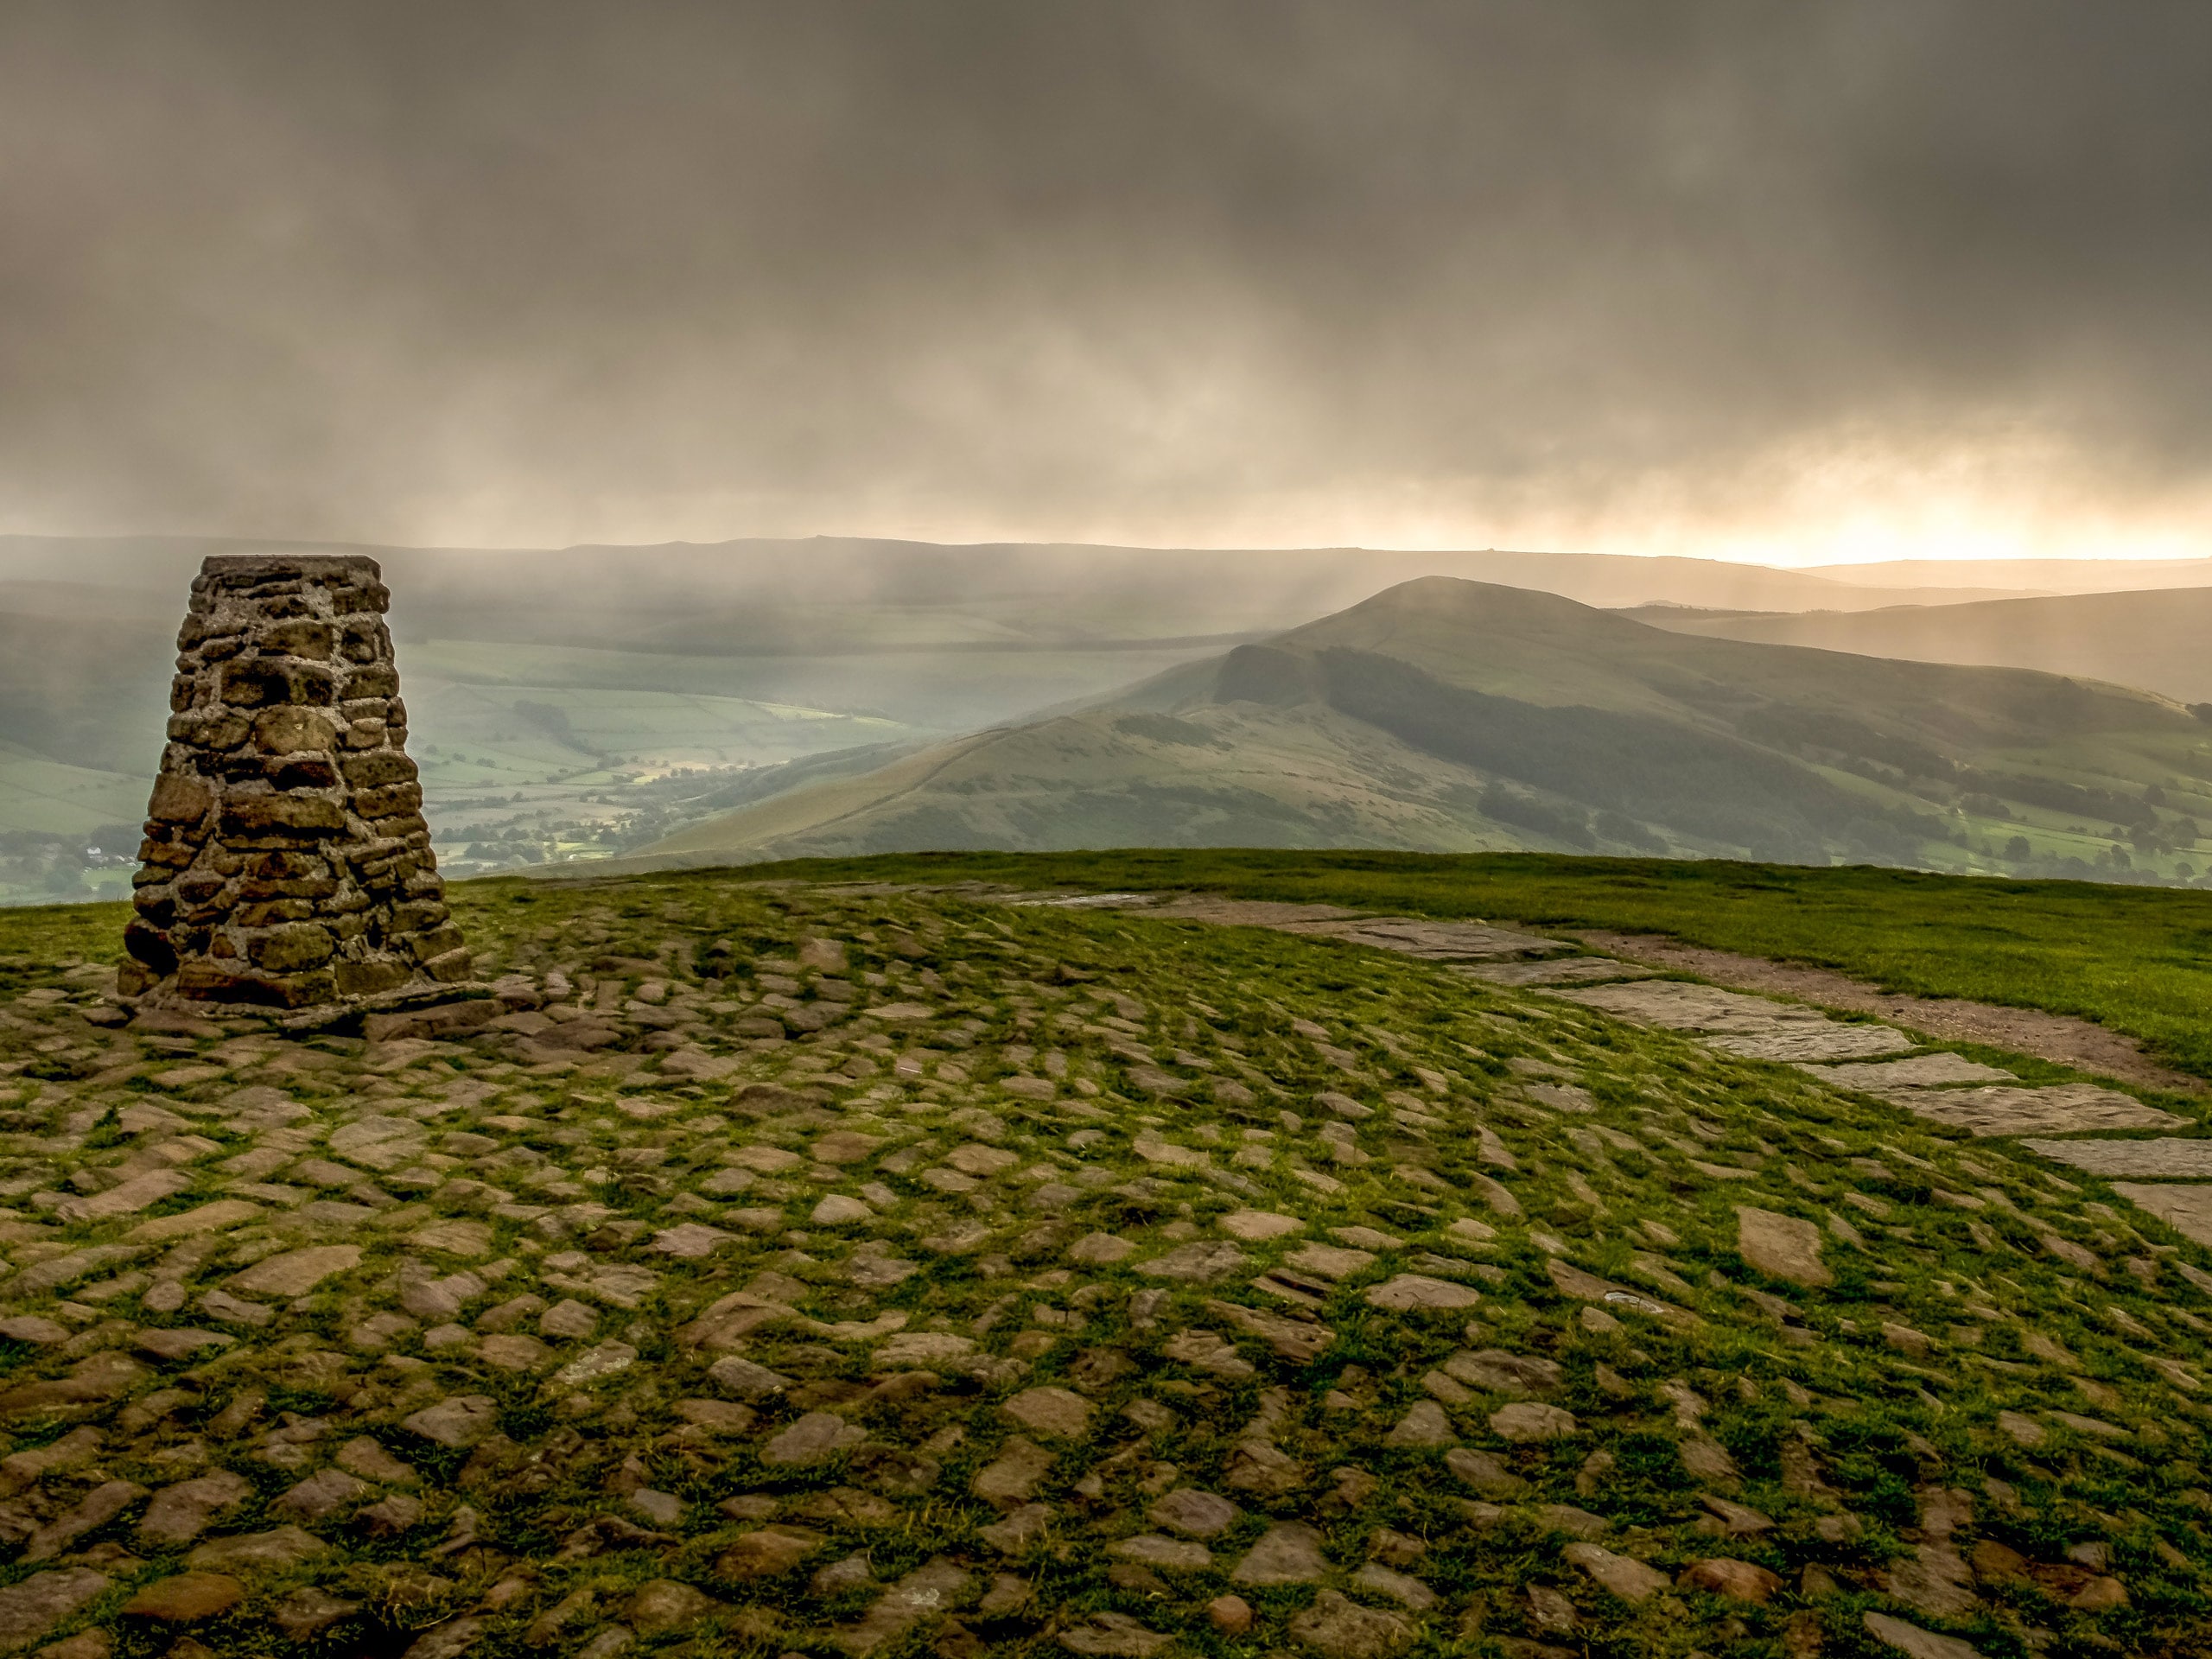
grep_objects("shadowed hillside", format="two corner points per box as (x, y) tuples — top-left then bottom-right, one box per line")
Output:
(648, 579), (2212, 884)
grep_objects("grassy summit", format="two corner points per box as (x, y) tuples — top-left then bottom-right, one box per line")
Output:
(0, 858), (2206, 1655)
(721, 851), (2212, 1086)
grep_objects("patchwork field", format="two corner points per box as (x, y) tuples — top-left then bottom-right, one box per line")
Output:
(0, 856), (2209, 1655)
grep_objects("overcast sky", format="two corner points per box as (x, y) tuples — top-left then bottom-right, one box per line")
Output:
(5, 2), (2210, 563)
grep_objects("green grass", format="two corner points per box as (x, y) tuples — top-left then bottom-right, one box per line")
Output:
(27, 846), (2212, 1084)
(10, 861), (2212, 1650)
(700, 849), (2212, 1084)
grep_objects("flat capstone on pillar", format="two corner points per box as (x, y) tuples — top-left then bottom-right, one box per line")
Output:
(118, 553), (471, 1017)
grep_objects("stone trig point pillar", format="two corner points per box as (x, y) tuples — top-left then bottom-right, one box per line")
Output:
(119, 554), (470, 1014)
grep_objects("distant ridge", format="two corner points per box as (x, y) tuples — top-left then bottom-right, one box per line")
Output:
(649, 576), (2212, 884)
(1631, 584), (2212, 707)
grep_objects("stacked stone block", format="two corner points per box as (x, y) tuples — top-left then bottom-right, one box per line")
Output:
(119, 554), (469, 1011)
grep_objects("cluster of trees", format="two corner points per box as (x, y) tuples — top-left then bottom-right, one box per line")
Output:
(0, 825), (138, 897)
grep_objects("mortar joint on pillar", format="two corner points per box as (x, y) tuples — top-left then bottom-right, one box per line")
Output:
(118, 553), (475, 1023)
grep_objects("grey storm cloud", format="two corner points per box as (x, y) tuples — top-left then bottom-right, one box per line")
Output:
(3, 1), (2211, 550)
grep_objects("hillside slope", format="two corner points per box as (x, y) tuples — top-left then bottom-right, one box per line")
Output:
(0, 537), (2014, 893)
(1631, 587), (2212, 709)
(650, 579), (2212, 882)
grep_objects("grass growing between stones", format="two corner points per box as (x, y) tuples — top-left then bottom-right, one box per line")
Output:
(717, 850), (2212, 1084)
(0, 868), (2205, 1655)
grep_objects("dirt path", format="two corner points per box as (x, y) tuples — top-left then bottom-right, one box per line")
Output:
(1568, 928), (2203, 1094)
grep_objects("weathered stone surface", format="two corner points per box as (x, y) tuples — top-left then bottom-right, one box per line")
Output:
(135, 1327), (232, 1363)
(627, 1580), (721, 1634)
(122, 554), (468, 1012)
(1059, 1611), (1173, 1656)
(652, 1222), (734, 1258)
(1108, 1534), (1211, 1571)
(1135, 1242), (1249, 1281)
(1283, 1591), (1413, 1659)
(1679, 1557), (1783, 1602)
(1544, 1257), (1692, 1324)
(1363, 1274), (1481, 1311)
(120, 1573), (245, 1623)
(1807, 1053), (2013, 1088)
(229, 1244), (359, 1298)
(1149, 1488), (1239, 1538)
(138, 1472), (254, 1546)
(270, 1587), (362, 1640)
(272, 1467), (374, 1522)
(125, 1200), (264, 1244)
(1068, 1233), (1135, 1265)
(973, 1438), (1056, 1509)
(0, 1570), (108, 1650)
(1897, 1084), (2180, 1137)
(1288, 1243), (1376, 1279)
(1552, 981), (1913, 1061)
(23, 1482), (143, 1563)
(412, 1218), (493, 1256)
(2028, 1139), (2212, 1178)
(554, 1342), (639, 1388)
(1564, 1541), (1669, 1602)
(1385, 1401), (1455, 1446)
(1218, 1210), (1303, 1241)
(1164, 1330), (1256, 1377)
(1352, 1562), (1437, 1611)
(709, 1354), (794, 1397)
(1862, 1611), (1986, 1659)
(1224, 1440), (1303, 1496)
(1206, 1594), (1254, 1635)
(831, 1557), (969, 1655)
(1230, 1522), (1331, 1585)
(402, 1395), (499, 1449)
(2107, 1184), (2212, 1248)
(1444, 1349), (1563, 1395)
(976, 1503), (1051, 1554)
(1735, 1206), (1831, 1288)
(55, 1169), (191, 1224)
(763, 1412), (867, 1466)
(1445, 1447), (1527, 1497)
(398, 1618), (489, 1658)
(1002, 1388), (1091, 1439)
(1207, 1300), (1334, 1362)
(1491, 1402), (1579, 1441)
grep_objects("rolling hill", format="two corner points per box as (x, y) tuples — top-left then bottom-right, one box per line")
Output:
(1629, 586), (2212, 709)
(0, 535), (2079, 901)
(646, 578), (2212, 882)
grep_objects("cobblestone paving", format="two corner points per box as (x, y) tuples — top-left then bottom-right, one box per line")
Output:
(0, 876), (2207, 1656)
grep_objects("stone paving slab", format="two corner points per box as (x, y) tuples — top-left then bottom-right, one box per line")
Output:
(1889, 1084), (2183, 1138)
(1704, 1025), (1916, 1064)
(1461, 958), (1656, 988)
(1551, 978), (1852, 1033)
(2110, 1184), (2212, 1249)
(1802, 1053), (2018, 1090)
(2023, 1139), (2212, 1179)
(1046, 893), (1575, 961)
(1282, 917), (1576, 962)
(1549, 980), (1916, 1063)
